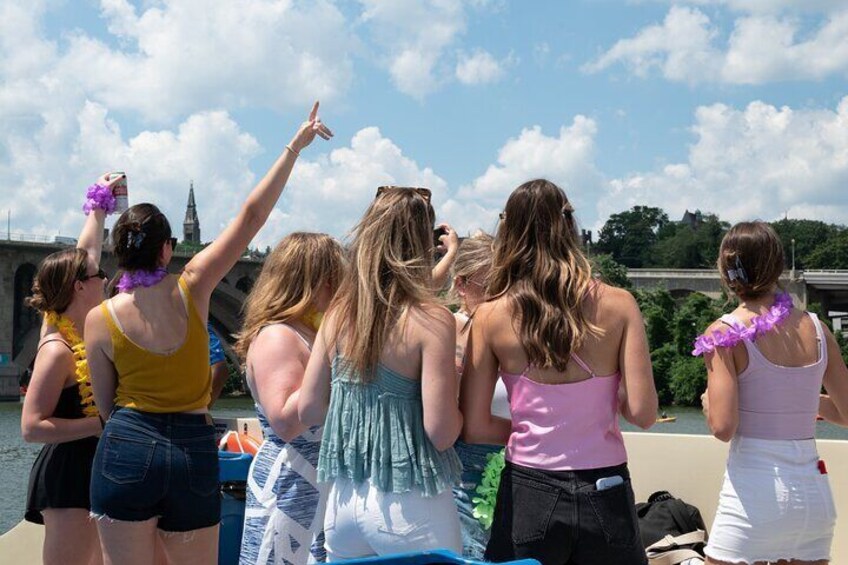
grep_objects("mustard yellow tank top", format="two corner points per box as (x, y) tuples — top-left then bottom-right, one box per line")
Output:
(102, 276), (211, 413)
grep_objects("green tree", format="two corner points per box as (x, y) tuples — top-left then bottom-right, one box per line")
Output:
(595, 206), (669, 268)
(672, 293), (723, 356)
(651, 344), (678, 406)
(591, 254), (631, 289)
(805, 229), (848, 269)
(654, 213), (728, 268)
(633, 288), (675, 351)
(669, 355), (707, 406)
(770, 219), (839, 270)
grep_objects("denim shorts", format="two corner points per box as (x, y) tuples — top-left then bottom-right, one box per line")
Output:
(485, 461), (647, 565)
(90, 407), (220, 532)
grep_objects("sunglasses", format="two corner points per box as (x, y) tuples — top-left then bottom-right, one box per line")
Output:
(375, 186), (432, 203)
(79, 267), (108, 282)
(168, 237), (178, 249)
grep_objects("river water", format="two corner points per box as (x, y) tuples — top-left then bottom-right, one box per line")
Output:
(2, 398), (847, 535)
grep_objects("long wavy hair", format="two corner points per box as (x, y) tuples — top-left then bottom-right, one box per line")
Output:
(330, 188), (437, 380)
(235, 232), (345, 359)
(488, 179), (599, 371)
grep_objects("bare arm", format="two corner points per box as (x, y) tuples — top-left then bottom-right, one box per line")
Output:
(183, 103), (333, 310)
(249, 327), (311, 442)
(821, 326), (848, 427)
(618, 292), (658, 429)
(460, 303), (511, 445)
(702, 322), (740, 442)
(85, 306), (119, 420)
(77, 173), (123, 268)
(21, 342), (101, 443)
(420, 306), (463, 451)
(431, 224), (459, 291)
(298, 317), (334, 427)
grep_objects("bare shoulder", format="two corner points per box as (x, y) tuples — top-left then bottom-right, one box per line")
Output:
(252, 324), (309, 356)
(85, 303), (107, 330)
(594, 283), (639, 319)
(36, 339), (73, 365)
(410, 302), (454, 328)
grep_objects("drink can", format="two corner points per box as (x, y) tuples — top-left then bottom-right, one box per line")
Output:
(109, 172), (128, 213)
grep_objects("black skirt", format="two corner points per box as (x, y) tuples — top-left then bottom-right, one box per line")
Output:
(25, 435), (99, 524)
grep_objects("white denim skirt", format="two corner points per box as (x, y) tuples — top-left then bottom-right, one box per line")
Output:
(705, 436), (836, 564)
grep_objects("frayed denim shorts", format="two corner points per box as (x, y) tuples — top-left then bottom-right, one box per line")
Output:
(90, 407), (220, 532)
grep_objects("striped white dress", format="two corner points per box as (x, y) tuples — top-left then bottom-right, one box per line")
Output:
(239, 326), (326, 564)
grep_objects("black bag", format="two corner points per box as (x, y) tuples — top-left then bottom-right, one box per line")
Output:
(636, 491), (708, 564)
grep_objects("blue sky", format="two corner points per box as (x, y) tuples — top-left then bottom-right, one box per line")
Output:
(2, 0), (848, 247)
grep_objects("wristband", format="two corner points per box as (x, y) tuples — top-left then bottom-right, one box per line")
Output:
(83, 183), (117, 216)
(285, 144), (300, 157)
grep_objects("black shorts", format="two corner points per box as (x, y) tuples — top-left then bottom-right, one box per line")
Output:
(26, 436), (99, 524)
(485, 461), (647, 565)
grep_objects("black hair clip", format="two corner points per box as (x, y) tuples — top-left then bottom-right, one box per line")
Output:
(727, 255), (749, 284)
(126, 230), (146, 249)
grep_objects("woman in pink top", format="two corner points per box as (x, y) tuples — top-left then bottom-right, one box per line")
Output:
(698, 222), (848, 565)
(460, 179), (657, 565)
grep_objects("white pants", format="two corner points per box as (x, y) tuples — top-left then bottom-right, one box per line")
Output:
(323, 477), (461, 560)
(706, 436), (836, 564)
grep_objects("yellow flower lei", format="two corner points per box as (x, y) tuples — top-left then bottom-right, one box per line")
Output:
(44, 312), (99, 418)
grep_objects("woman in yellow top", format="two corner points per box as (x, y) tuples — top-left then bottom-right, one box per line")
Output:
(85, 103), (332, 565)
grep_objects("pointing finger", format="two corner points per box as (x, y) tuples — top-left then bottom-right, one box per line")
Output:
(309, 101), (319, 122)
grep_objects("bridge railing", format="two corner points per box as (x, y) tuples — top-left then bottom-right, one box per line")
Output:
(4, 233), (56, 244)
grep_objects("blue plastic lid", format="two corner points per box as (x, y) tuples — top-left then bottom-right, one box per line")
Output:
(218, 451), (253, 482)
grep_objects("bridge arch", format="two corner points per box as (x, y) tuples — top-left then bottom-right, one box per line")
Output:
(13, 263), (39, 361)
(235, 275), (254, 294)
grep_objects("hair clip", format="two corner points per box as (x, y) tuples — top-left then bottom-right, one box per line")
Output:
(126, 231), (146, 249)
(727, 256), (749, 284)
(562, 202), (575, 214)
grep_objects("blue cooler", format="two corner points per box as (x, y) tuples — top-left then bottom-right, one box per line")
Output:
(218, 451), (253, 565)
(340, 549), (540, 565)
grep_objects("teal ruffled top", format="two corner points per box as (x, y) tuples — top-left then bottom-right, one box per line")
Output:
(317, 357), (462, 497)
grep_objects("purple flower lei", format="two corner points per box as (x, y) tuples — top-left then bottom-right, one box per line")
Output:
(116, 268), (168, 293)
(82, 183), (117, 216)
(692, 292), (794, 357)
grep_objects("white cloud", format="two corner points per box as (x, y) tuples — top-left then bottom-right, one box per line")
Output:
(598, 97), (848, 228)
(455, 49), (513, 85)
(358, 0), (501, 98)
(444, 116), (605, 234)
(584, 5), (848, 84)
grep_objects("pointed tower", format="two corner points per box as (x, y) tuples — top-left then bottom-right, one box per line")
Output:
(183, 182), (201, 244)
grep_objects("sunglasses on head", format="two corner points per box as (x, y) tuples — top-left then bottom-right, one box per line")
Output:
(79, 268), (108, 282)
(375, 186), (432, 203)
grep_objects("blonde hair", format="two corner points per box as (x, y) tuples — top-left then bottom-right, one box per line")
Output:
(235, 233), (345, 359)
(330, 188), (437, 380)
(489, 179), (599, 371)
(448, 231), (494, 310)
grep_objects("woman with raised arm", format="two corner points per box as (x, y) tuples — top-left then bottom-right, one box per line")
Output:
(22, 173), (121, 565)
(448, 231), (511, 559)
(236, 232), (345, 565)
(697, 221), (848, 565)
(460, 179), (657, 565)
(298, 186), (464, 559)
(84, 103), (332, 565)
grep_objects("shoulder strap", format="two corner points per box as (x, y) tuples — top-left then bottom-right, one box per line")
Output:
(258, 322), (312, 352)
(719, 313), (741, 326)
(807, 312), (828, 365)
(104, 299), (125, 333)
(38, 337), (72, 353)
(570, 353), (597, 378)
(646, 530), (707, 565)
(176, 275), (191, 316)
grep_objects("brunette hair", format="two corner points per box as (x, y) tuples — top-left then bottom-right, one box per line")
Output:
(718, 221), (784, 299)
(235, 233), (346, 359)
(448, 231), (494, 310)
(112, 203), (172, 271)
(330, 188), (437, 379)
(27, 248), (89, 314)
(489, 179), (598, 371)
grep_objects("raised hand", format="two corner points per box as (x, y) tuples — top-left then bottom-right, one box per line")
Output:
(290, 101), (333, 153)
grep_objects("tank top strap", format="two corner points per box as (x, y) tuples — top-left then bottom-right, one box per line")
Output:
(37, 336), (72, 353)
(807, 312), (828, 366)
(719, 313), (741, 326)
(569, 353), (597, 378)
(101, 300), (125, 343)
(176, 275), (198, 322)
(258, 322), (312, 352)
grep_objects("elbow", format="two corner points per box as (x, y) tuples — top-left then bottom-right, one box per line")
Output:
(276, 420), (303, 443)
(709, 419), (737, 443)
(426, 416), (462, 452)
(297, 403), (325, 428)
(21, 422), (39, 444)
(631, 412), (656, 430)
(428, 432), (457, 453)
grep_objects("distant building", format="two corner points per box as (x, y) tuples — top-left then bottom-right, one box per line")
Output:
(581, 229), (593, 249)
(183, 182), (201, 244)
(680, 209), (702, 229)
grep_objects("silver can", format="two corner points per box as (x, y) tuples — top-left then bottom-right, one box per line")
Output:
(109, 172), (128, 213)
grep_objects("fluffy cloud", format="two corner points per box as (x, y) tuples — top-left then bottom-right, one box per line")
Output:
(583, 5), (848, 84)
(358, 0), (500, 98)
(598, 97), (848, 227)
(455, 49), (514, 85)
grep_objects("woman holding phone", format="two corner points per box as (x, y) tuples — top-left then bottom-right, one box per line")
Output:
(460, 179), (657, 564)
(84, 103), (332, 565)
(22, 173), (121, 565)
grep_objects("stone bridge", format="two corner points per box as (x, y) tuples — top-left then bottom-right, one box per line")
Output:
(0, 239), (262, 397)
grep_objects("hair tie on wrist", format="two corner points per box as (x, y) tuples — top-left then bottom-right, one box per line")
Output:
(285, 144), (300, 157)
(83, 183), (117, 216)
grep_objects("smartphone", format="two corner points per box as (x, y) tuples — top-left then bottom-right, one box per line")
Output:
(595, 475), (624, 491)
(433, 226), (447, 247)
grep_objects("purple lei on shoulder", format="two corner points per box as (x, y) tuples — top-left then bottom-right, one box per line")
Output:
(82, 183), (117, 215)
(692, 292), (794, 357)
(116, 268), (168, 293)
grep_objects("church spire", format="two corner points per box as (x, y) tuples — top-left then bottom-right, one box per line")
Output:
(183, 181), (201, 244)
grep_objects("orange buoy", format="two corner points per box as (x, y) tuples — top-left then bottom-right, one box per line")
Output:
(218, 430), (261, 456)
